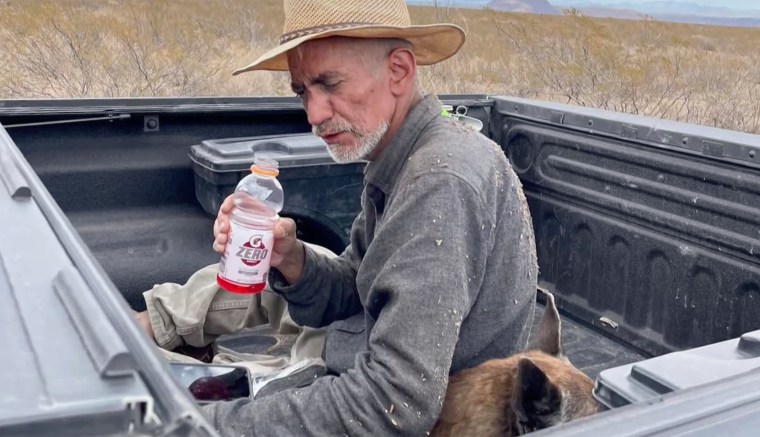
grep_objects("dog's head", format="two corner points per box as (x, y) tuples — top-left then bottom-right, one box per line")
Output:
(511, 292), (601, 435)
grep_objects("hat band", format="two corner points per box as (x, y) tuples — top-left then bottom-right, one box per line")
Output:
(279, 21), (380, 44)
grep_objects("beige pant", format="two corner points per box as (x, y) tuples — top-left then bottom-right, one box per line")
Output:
(143, 242), (336, 377)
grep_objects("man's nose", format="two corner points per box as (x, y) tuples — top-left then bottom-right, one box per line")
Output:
(304, 92), (333, 127)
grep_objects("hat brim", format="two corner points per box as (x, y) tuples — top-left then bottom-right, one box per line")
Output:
(231, 23), (466, 75)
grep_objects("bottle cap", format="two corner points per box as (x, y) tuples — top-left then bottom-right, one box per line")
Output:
(250, 158), (279, 177)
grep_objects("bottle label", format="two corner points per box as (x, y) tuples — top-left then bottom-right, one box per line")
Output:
(219, 221), (274, 285)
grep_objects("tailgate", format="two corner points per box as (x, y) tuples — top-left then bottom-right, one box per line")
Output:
(0, 123), (216, 436)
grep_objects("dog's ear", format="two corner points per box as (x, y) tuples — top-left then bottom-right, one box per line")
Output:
(526, 291), (562, 357)
(512, 357), (563, 434)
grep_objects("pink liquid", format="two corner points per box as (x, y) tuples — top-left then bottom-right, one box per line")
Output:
(216, 274), (266, 294)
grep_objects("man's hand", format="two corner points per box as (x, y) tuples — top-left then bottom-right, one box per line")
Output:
(212, 194), (235, 254)
(134, 310), (155, 341)
(212, 194), (306, 284)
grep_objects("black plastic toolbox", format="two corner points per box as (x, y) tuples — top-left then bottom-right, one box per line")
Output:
(188, 133), (366, 252)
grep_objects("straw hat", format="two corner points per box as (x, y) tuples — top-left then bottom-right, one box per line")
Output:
(232, 0), (466, 75)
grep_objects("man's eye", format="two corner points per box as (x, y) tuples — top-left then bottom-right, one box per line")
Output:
(323, 81), (341, 91)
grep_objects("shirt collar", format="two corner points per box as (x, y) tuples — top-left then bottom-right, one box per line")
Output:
(364, 93), (443, 193)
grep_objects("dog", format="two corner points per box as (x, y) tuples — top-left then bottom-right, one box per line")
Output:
(430, 292), (601, 436)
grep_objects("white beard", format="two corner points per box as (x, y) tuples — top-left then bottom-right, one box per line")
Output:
(313, 119), (389, 164)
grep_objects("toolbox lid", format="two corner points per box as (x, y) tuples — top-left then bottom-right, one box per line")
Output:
(594, 329), (760, 409)
(189, 133), (340, 172)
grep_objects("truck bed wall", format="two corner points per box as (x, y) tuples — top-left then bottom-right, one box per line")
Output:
(491, 97), (760, 356)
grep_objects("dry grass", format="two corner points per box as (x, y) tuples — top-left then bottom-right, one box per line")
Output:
(1, 0), (759, 133)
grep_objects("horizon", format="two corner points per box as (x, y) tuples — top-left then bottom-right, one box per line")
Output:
(407, 0), (760, 13)
(553, 0), (759, 10)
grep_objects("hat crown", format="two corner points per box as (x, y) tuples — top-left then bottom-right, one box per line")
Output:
(281, 0), (412, 43)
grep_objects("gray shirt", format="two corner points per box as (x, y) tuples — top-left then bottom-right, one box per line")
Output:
(201, 93), (538, 436)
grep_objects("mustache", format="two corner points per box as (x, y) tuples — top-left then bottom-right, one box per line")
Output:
(312, 118), (358, 137)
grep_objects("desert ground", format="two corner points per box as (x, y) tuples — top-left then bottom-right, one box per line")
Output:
(1, 0), (758, 134)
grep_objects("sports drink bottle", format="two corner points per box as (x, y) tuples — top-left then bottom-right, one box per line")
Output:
(217, 158), (283, 294)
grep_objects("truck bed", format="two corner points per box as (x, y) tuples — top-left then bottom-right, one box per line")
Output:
(5, 94), (733, 382)
(4, 94), (760, 436)
(66, 202), (646, 380)
(547, 306), (647, 380)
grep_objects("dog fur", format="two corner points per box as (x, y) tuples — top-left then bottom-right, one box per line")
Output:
(430, 292), (601, 436)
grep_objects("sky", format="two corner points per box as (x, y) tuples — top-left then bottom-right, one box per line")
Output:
(407, 0), (760, 16)
(551, 0), (759, 10)
(408, 0), (760, 11)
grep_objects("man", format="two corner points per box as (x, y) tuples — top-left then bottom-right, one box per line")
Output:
(136, 0), (538, 435)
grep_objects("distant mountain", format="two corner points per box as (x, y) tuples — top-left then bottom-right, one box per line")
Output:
(485, 0), (560, 14)
(550, 1), (760, 18)
(407, 0), (560, 14)
(652, 14), (760, 27)
(406, 0), (490, 8)
(575, 6), (644, 19)
(406, 0), (760, 27)
(549, 0), (760, 27)
(602, 2), (760, 18)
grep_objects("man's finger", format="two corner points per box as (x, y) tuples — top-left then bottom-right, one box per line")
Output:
(214, 219), (228, 238)
(276, 219), (295, 239)
(213, 241), (225, 253)
(220, 195), (234, 213)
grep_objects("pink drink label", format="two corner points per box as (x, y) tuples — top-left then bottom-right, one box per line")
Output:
(219, 221), (274, 285)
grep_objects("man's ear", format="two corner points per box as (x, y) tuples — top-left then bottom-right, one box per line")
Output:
(387, 47), (416, 96)
(512, 357), (563, 432)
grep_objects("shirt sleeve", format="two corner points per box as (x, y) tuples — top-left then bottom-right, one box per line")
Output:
(201, 170), (495, 436)
(266, 211), (367, 328)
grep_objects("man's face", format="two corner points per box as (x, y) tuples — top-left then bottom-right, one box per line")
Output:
(288, 38), (395, 163)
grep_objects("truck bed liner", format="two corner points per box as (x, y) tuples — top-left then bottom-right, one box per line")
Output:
(553, 306), (648, 380)
(66, 204), (219, 311)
